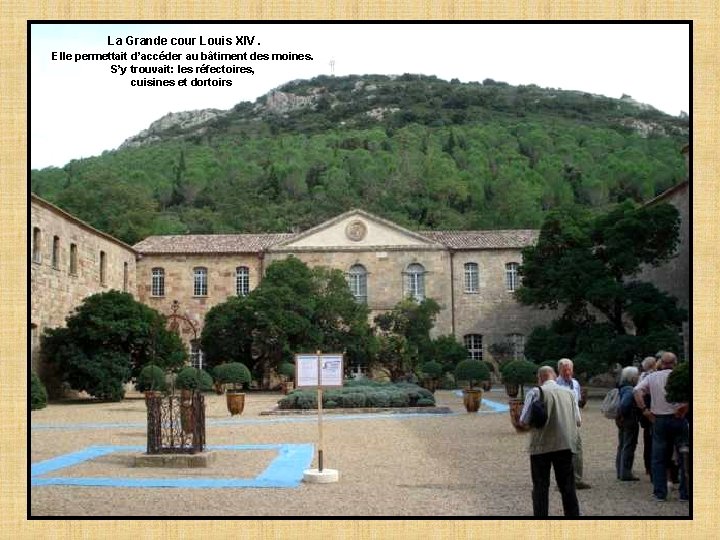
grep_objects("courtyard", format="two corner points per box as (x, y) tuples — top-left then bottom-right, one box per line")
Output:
(30, 388), (691, 517)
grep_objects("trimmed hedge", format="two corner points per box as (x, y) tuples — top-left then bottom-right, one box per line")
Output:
(277, 382), (435, 410)
(31, 371), (48, 410)
(135, 364), (167, 393)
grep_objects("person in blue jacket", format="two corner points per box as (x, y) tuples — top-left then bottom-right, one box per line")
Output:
(616, 366), (641, 481)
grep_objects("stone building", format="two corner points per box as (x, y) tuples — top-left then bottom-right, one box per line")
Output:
(133, 209), (556, 373)
(636, 144), (690, 359)
(30, 194), (137, 378)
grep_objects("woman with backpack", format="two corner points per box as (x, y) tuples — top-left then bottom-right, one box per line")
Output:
(616, 366), (642, 481)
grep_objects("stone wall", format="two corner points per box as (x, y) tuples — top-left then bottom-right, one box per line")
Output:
(135, 252), (264, 344)
(30, 196), (137, 375)
(451, 249), (558, 367)
(265, 248), (454, 336)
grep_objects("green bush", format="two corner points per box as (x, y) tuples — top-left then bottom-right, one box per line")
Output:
(135, 364), (167, 392)
(276, 382), (436, 409)
(421, 360), (443, 379)
(31, 371), (48, 410)
(175, 367), (214, 392)
(213, 362), (252, 390)
(277, 362), (295, 380)
(665, 361), (690, 403)
(454, 360), (491, 389)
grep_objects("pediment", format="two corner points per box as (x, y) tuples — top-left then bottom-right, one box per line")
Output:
(270, 210), (442, 251)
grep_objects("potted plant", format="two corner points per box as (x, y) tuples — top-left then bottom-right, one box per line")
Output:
(277, 362), (295, 395)
(500, 359), (538, 430)
(213, 362), (252, 415)
(420, 360), (443, 393)
(454, 359), (491, 412)
(136, 364), (167, 401)
(174, 367), (213, 431)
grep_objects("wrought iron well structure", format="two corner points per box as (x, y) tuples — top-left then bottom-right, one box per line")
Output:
(146, 392), (206, 454)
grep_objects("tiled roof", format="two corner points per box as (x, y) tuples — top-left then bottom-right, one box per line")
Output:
(420, 230), (539, 249)
(134, 233), (294, 254)
(134, 229), (540, 254)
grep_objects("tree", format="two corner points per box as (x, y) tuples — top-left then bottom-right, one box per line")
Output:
(200, 258), (375, 384)
(517, 201), (687, 369)
(373, 297), (441, 379)
(41, 291), (187, 400)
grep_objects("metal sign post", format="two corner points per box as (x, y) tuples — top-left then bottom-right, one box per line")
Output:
(316, 350), (324, 472)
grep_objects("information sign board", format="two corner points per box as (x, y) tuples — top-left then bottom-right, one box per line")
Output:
(295, 353), (344, 388)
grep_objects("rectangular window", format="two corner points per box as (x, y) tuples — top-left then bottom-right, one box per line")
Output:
(123, 262), (129, 292)
(505, 262), (519, 292)
(464, 334), (483, 361)
(508, 333), (525, 361)
(99, 251), (107, 285)
(464, 262), (479, 293)
(190, 340), (204, 371)
(193, 267), (208, 296)
(236, 266), (250, 296)
(69, 243), (78, 275)
(52, 236), (60, 268)
(32, 227), (41, 263)
(151, 268), (165, 297)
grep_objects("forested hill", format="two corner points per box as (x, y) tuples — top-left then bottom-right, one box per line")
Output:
(31, 74), (689, 245)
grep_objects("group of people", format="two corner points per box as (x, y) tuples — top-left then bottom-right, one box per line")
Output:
(517, 353), (689, 517)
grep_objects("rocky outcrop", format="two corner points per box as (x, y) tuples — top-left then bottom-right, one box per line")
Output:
(120, 109), (227, 148)
(262, 90), (318, 114)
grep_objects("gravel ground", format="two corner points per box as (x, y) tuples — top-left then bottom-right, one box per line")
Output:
(30, 389), (692, 517)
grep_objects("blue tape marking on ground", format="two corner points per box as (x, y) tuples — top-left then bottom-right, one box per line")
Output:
(256, 443), (314, 487)
(31, 443), (314, 489)
(481, 399), (509, 413)
(31, 445), (128, 476)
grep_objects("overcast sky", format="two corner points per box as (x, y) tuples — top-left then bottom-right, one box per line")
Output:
(30, 22), (690, 170)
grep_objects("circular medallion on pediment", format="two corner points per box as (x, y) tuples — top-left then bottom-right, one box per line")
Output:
(345, 220), (367, 242)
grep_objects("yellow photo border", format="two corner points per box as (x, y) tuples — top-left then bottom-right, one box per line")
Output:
(5, 3), (717, 538)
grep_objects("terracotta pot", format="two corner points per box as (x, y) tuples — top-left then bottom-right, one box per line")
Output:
(509, 398), (525, 432)
(226, 391), (245, 415)
(463, 388), (483, 413)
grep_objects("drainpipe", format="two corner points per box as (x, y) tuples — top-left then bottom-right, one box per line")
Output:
(449, 249), (456, 336)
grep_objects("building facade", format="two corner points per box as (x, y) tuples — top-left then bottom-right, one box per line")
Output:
(30, 195), (137, 378)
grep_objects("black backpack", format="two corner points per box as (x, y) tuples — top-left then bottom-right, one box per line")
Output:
(528, 387), (548, 428)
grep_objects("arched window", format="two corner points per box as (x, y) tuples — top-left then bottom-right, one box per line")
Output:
(236, 266), (250, 296)
(505, 262), (519, 292)
(193, 267), (208, 297)
(404, 263), (425, 301)
(464, 334), (483, 361)
(347, 264), (368, 304)
(151, 268), (165, 296)
(464, 262), (479, 293)
(507, 333), (525, 360)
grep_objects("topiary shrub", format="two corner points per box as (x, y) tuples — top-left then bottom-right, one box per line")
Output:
(367, 391), (390, 408)
(388, 390), (409, 407)
(135, 364), (167, 393)
(341, 392), (367, 408)
(417, 397), (435, 407)
(277, 362), (295, 381)
(31, 371), (48, 410)
(500, 359), (538, 399)
(213, 362), (252, 391)
(276, 383), (436, 409)
(175, 367), (214, 392)
(454, 360), (491, 389)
